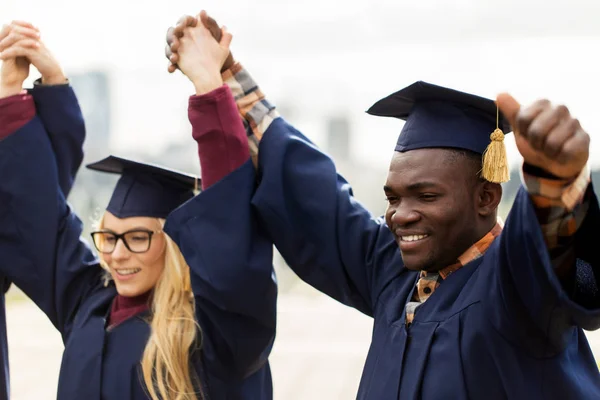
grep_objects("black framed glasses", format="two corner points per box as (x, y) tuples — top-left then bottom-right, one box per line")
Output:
(90, 229), (162, 254)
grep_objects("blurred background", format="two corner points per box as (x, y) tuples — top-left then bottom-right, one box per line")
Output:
(2, 0), (600, 398)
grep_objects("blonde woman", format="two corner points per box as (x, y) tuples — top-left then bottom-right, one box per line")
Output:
(0, 20), (275, 400)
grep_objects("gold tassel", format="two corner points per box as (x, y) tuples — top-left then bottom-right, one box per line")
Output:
(481, 106), (509, 183)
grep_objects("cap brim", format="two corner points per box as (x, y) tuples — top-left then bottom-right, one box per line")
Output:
(86, 155), (200, 189)
(366, 81), (512, 133)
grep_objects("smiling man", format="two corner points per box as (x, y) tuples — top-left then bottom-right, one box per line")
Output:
(166, 14), (600, 399)
(243, 79), (600, 400)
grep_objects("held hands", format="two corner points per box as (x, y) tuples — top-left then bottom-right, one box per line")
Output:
(497, 94), (590, 180)
(0, 21), (66, 90)
(0, 21), (37, 97)
(165, 12), (234, 74)
(165, 11), (233, 95)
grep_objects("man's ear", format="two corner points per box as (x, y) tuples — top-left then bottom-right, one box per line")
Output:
(477, 181), (502, 217)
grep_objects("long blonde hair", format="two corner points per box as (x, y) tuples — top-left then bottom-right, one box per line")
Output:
(96, 215), (202, 399)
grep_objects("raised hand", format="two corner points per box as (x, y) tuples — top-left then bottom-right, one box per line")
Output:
(0, 22), (38, 97)
(497, 93), (590, 179)
(165, 12), (234, 74)
(0, 21), (66, 85)
(174, 10), (232, 95)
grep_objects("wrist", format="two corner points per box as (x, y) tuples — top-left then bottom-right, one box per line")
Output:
(193, 76), (223, 96)
(0, 84), (24, 99)
(41, 72), (67, 86)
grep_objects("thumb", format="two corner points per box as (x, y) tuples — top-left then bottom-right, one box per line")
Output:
(496, 92), (520, 131)
(220, 27), (232, 48)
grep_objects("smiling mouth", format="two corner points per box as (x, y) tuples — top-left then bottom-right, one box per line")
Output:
(114, 268), (142, 276)
(400, 234), (429, 242)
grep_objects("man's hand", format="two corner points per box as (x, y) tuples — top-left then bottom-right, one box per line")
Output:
(0, 22), (38, 97)
(497, 93), (590, 179)
(165, 12), (234, 74)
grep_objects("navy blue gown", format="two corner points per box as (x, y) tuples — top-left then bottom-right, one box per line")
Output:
(248, 117), (600, 399)
(0, 95), (276, 398)
(0, 84), (85, 400)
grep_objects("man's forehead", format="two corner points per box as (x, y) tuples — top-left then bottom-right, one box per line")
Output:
(389, 148), (456, 167)
(387, 148), (473, 186)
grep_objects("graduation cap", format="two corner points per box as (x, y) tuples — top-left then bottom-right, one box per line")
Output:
(367, 81), (513, 183)
(86, 155), (200, 219)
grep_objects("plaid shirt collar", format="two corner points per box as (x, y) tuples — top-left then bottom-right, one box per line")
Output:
(406, 222), (504, 323)
(435, 222), (503, 280)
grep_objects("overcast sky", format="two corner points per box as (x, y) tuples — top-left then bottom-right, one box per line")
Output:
(2, 0), (599, 169)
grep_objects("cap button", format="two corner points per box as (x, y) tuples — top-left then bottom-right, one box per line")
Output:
(490, 128), (504, 142)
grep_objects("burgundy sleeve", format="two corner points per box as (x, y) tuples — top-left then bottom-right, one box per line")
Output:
(0, 93), (36, 140)
(188, 85), (250, 190)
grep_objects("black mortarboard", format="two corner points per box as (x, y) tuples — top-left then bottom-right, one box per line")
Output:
(86, 155), (200, 219)
(367, 81), (513, 182)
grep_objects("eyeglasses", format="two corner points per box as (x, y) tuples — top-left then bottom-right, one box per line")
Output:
(90, 229), (162, 254)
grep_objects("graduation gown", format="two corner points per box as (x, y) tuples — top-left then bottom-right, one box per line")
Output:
(30, 82), (86, 198)
(0, 116), (276, 398)
(0, 85), (85, 400)
(248, 117), (600, 399)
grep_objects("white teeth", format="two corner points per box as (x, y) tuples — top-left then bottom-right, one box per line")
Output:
(115, 268), (141, 276)
(401, 235), (428, 242)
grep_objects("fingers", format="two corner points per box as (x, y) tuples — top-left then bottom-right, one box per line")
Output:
(166, 15), (196, 54)
(220, 27), (232, 48)
(173, 16), (196, 39)
(170, 35), (181, 53)
(556, 129), (590, 166)
(527, 104), (569, 151)
(0, 25), (9, 42)
(165, 11), (229, 74)
(165, 27), (180, 73)
(165, 42), (178, 63)
(542, 117), (579, 159)
(176, 15), (197, 29)
(502, 93), (588, 166)
(8, 21), (38, 30)
(0, 21), (38, 41)
(166, 16), (194, 46)
(199, 10), (209, 25)
(0, 25), (40, 52)
(0, 43), (35, 60)
(169, 22), (190, 55)
(166, 26), (176, 47)
(166, 15), (197, 72)
(516, 101), (581, 158)
(169, 11), (223, 50)
(513, 99), (549, 142)
(498, 91), (590, 178)
(201, 12), (223, 42)
(165, 36), (177, 60)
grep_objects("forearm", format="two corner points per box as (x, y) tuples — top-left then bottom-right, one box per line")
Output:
(188, 84), (249, 189)
(221, 62), (279, 165)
